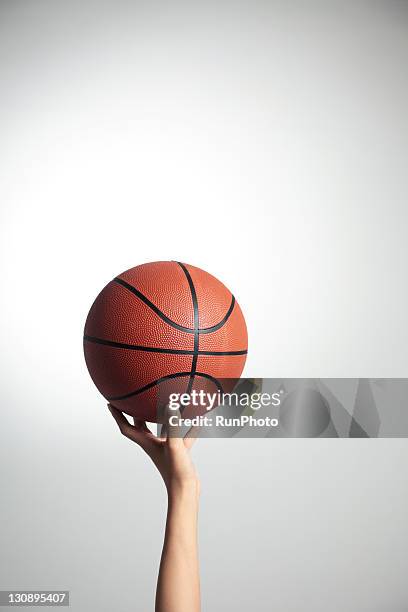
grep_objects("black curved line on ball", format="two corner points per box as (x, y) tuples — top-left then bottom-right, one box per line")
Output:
(198, 296), (235, 334)
(84, 335), (247, 356)
(107, 371), (224, 401)
(176, 262), (199, 394)
(113, 277), (235, 334)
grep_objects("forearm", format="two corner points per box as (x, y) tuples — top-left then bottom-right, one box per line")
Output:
(155, 481), (201, 612)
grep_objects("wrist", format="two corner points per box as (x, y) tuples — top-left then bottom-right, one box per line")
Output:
(166, 477), (200, 502)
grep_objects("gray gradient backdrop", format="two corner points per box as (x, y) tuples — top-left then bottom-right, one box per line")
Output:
(1, 1), (407, 610)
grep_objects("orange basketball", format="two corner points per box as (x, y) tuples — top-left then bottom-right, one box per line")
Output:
(83, 261), (248, 422)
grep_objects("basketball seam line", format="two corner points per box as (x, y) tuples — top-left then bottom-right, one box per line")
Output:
(107, 371), (224, 402)
(113, 276), (236, 334)
(176, 262), (199, 394)
(84, 335), (248, 355)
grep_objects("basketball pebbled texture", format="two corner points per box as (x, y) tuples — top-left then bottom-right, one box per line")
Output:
(83, 261), (248, 422)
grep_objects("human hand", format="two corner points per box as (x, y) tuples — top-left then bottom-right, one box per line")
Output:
(108, 404), (200, 498)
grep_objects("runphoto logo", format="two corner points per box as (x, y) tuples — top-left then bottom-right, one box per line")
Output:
(168, 390), (283, 411)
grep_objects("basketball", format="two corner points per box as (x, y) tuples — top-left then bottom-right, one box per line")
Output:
(83, 261), (248, 422)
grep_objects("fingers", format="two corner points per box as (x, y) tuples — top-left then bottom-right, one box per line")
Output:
(133, 417), (152, 433)
(164, 406), (184, 449)
(163, 406), (201, 449)
(108, 404), (156, 451)
(183, 425), (200, 449)
(158, 421), (168, 441)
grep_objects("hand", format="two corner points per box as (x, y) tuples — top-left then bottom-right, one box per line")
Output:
(108, 404), (200, 498)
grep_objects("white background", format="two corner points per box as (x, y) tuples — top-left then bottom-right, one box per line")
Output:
(1, 1), (407, 610)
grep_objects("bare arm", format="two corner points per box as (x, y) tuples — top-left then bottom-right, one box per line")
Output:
(157, 475), (200, 612)
(108, 404), (201, 612)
